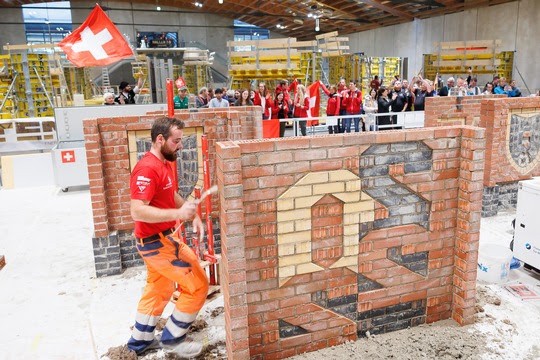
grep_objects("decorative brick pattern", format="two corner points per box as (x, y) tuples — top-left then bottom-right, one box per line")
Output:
(387, 246), (428, 276)
(357, 300), (426, 336)
(217, 126), (485, 359)
(506, 114), (540, 173)
(425, 96), (540, 217)
(83, 107), (261, 276)
(278, 319), (308, 338)
(360, 141), (432, 230)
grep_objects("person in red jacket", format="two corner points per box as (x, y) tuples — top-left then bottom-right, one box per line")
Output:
(293, 85), (309, 136)
(253, 82), (273, 120)
(341, 81), (363, 133)
(319, 81), (341, 134)
(272, 92), (290, 137)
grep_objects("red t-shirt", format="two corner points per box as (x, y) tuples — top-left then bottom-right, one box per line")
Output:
(130, 152), (176, 238)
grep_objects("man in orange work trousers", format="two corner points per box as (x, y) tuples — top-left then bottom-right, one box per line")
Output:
(127, 116), (209, 357)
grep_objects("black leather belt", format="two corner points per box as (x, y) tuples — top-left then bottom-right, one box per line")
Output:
(139, 228), (174, 243)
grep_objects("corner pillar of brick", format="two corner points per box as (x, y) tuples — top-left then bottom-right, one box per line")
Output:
(84, 118), (115, 277)
(453, 126), (486, 325)
(216, 140), (250, 359)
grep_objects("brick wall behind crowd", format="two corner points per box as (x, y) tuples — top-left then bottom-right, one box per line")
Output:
(83, 106), (261, 276)
(217, 126), (485, 360)
(425, 96), (540, 216)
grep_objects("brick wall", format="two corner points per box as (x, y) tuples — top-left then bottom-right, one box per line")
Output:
(217, 126), (485, 359)
(83, 106), (261, 276)
(425, 96), (540, 216)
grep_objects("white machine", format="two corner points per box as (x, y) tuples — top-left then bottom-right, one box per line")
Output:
(513, 177), (540, 271)
(51, 104), (168, 191)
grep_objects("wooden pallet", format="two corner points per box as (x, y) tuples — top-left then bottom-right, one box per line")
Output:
(0, 255), (5, 271)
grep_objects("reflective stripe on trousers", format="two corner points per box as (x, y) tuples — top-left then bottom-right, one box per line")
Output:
(127, 233), (209, 352)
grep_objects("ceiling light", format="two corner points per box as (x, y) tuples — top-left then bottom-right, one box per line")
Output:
(315, 18), (320, 32)
(194, 2), (203, 7)
(218, 0), (223, 3)
(156, 6), (161, 11)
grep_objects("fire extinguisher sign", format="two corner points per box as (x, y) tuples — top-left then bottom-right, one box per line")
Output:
(61, 150), (76, 163)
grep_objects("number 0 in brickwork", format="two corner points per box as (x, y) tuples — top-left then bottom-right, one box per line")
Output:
(277, 170), (375, 287)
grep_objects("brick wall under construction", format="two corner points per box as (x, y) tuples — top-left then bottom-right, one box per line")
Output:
(216, 127), (485, 359)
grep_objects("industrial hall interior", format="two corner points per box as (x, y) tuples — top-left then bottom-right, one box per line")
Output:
(1, 0), (540, 359)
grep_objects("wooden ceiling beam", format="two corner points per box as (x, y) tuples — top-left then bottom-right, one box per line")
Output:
(356, 0), (415, 20)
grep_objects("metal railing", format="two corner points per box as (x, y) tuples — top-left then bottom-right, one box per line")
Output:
(282, 111), (425, 136)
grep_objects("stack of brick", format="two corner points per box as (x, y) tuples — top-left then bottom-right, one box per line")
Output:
(217, 126), (485, 359)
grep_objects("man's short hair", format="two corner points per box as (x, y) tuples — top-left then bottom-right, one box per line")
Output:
(119, 81), (129, 90)
(447, 77), (455, 83)
(214, 88), (223, 94)
(151, 116), (184, 142)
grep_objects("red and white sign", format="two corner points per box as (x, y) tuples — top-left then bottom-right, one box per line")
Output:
(58, 5), (134, 67)
(175, 77), (187, 89)
(306, 81), (321, 126)
(61, 150), (76, 163)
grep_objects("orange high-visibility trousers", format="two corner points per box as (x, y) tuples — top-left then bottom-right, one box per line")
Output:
(127, 233), (209, 353)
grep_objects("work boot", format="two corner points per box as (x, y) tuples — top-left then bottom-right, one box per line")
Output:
(162, 339), (203, 358)
(134, 338), (161, 356)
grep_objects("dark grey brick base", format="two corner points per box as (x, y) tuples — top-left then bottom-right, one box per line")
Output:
(482, 182), (519, 217)
(92, 232), (122, 277)
(357, 299), (426, 336)
(279, 319), (308, 338)
(93, 218), (221, 277)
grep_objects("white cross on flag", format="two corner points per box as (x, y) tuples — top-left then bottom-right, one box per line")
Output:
(306, 81), (321, 126)
(58, 5), (134, 67)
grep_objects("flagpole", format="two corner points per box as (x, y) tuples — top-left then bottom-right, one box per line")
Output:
(166, 78), (174, 117)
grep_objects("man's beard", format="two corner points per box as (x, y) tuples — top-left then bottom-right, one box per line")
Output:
(161, 146), (178, 162)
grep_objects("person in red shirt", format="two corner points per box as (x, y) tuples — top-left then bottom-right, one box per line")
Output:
(293, 84), (309, 136)
(127, 117), (207, 358)
(341, 81), (363, 132)
(370, 75), (380, 92)
(272, 91), (290, 137)
(253, 82), (273, 120)
(320, 81), (341, 134)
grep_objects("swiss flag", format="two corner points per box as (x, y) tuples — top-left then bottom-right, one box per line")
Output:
(58, 5), (134, 67)
(175, 77), (187, 89)
(306, 81), (321, 126)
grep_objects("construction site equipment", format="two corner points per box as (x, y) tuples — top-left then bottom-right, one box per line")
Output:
(423, 40), (514, 80)
(182, 48), (213, 92)
(227, 37), (318, 89)
(131, 55), (153, 104)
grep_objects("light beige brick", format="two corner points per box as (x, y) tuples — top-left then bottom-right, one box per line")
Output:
(328, 169), (359, 182)
(279, 184), (313, 199)
(331, 256), (357, 269)
(279, 253), (311, 266)
(277, 208), (310, 222)
(295, 219), (312, 232)
(279, 277), (292, 287)
(344, 212), (361, 224)
(279, 265), (295, 278)
(343, 244), (359, 256)
(277, 221), (295, 234)
(296, 262), (324, 275)
(278, 230), (311, 244)
(277, 198), (294, 211)
(344, 200), (374, 213)
(334, 192), (361, 203)
(343, 224), (359, 236)
(346, 266), (357, 274)
(313, 182), (344, 195)
(361, 211), (375, 223)
(294, 195), (323, 209)
(278, 243), (295, 256)
(295, 172), (329, 185)
(345, 180), (362, 192)
(343, 233), (358, 246)
(361, 191), (373, 201)
(295, 241), (311, 254)
(343, 234), (358, 247)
